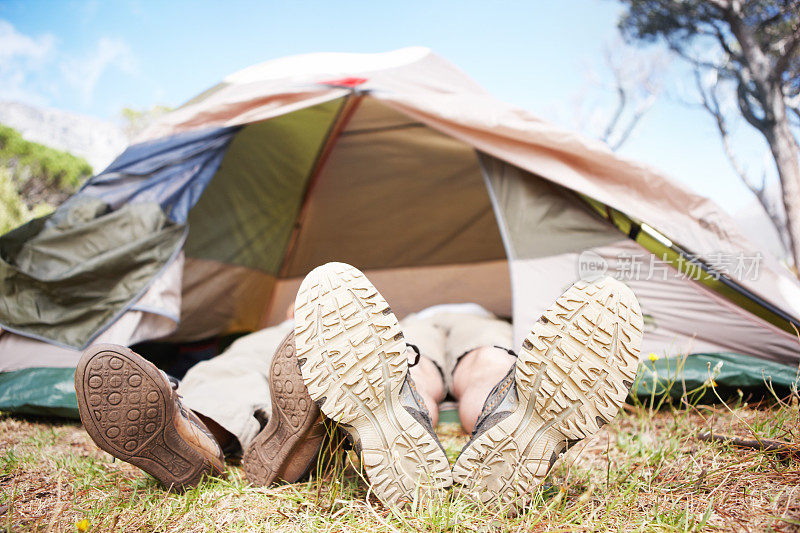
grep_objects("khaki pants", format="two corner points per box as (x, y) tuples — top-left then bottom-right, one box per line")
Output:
(178, 320), (293, 449)
(178, 311), (513, 448)
(400, 312), (513, 395)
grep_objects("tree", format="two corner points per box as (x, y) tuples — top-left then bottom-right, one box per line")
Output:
(618, 0), (800, 269)
(601, 42), (668, 150)
(0, 124), (92, 215)
(120, 105), (172, 140)
(568, 40), (667, 151)
(692, 67), (791, 254)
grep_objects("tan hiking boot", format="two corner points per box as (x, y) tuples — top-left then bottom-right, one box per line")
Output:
(75, 344), (225, 490)
(453, 276), (643, 508)
(294, 262), (453, 508)
(242, 332), (329, 485)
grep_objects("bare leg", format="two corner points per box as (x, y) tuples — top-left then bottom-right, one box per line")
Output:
(452, 346), (516, 434)
(409, 355), (446, 426)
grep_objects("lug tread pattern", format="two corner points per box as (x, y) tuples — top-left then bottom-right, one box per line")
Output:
(75, 345), (213, 490)
(523, 277), (642, 438)
(243, 334), (323, 486)
(294, 263), (452, 507)
(453, 276), (643, 507)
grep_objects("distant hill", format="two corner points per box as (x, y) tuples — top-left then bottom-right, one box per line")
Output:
(0, 101), (126, 172)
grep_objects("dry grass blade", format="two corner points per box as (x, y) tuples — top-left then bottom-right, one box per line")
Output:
(4, 388), (800, 531)
(698, 430), (800, 459)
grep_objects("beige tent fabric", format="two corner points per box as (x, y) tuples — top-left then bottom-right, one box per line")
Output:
(509, 241), (800, 363)
(479, 157), (799, 361)
(281, 99), (506, 276)
(170, 257), (274, 342)
(136, 47), (800, 324)
(137, 48), (487, 141)
(261, 260), (512, 328)
(377, 95), (800, 322)
(126, 47), (800, 365)
(138, 89), (348, 142)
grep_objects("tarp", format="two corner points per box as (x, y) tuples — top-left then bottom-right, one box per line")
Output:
(0, 367), (77, 418)
(5, 354), (796, 421)
(78, 126), (238, 223)
(634, 352), (800, 400)
(0, 126), (236, 349)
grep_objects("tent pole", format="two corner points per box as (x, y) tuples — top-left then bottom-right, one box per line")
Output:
(260, 92), (364, 325)
(589, 197), (800, 333)
(278, 92), (364, 278)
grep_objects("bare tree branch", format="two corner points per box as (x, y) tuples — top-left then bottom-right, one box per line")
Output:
(711, 23), (742, 63)
(706, 0), (731, 12)
(591, 42), (665, 151)
(694, 67), (789, 249)
(601, 84), (627, 146)
(736, 77), (771, 129)
(757, 11), (785, 33)
(667, 40), (738, 76)
(773, 23), (800, 78)
(698, 431), (800, 458)
(610, 93), (656, 151)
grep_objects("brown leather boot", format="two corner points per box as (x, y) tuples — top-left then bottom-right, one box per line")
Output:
(242, 332), (328, 485)
(75, 344), (225, 491)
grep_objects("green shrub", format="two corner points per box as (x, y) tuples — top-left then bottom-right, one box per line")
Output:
(0, 168), (53, 234)
(0, 124), (93, 189)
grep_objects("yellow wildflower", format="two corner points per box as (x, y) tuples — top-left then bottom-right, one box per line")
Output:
(648, 352), (659, 362)
(76, 519), (89, 532)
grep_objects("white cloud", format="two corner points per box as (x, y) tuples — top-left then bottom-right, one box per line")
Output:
(0, 19), (138, 110)
(0, 20), (55, 62)
(0, 20), (57, 104)
(61, 37), (138, 103)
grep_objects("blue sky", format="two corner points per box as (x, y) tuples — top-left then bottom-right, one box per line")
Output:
(0, 0), (776, 213)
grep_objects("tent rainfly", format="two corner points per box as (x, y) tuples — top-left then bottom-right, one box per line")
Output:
(2, 47), (800, 417)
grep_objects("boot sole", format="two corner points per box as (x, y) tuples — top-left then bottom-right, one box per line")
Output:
(75, 344), (218, 490)
(243, 334), (325, 485)
(452, 276), (643, 507)
(294, 262), (453, 507)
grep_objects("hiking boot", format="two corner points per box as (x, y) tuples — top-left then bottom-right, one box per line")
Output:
(75, 344), (225, 490)
(452, 276), (643, 507)
(293, 262), (453, 508)
(242, 332), (328, 485)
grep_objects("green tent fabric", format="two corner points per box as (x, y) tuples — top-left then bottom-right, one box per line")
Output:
(633, 352), (800, 399)
(0, 197), (185, 348)
(0, 368), (78, 418)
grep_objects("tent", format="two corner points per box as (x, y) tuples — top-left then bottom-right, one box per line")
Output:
(2, 47), (799, 417)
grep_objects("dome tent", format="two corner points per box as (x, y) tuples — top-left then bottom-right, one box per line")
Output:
(1, 47), (799, 416)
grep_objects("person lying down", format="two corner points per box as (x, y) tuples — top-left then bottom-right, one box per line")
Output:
(75, 262), (643, 510)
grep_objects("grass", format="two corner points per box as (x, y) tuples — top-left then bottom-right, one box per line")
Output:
(3, 391), (800, 533)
